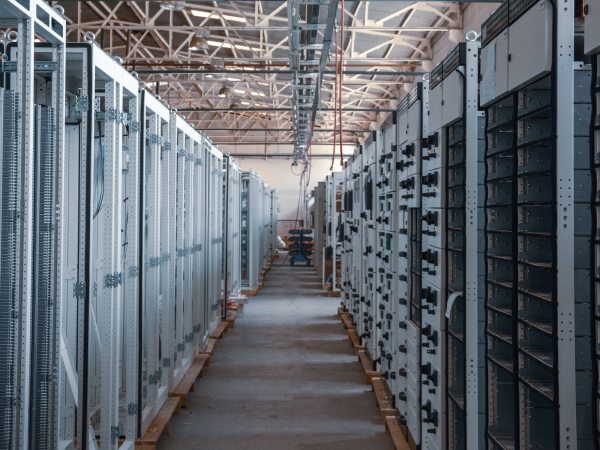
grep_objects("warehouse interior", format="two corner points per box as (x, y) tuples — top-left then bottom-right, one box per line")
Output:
(1, 0), (599, 449)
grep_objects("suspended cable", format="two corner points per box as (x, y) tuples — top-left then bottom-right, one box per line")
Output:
(338, 0), (345, 166)
(331, 26), (339, 170)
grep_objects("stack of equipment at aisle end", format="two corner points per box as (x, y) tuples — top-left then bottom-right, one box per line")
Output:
(288, 229), (314, 266)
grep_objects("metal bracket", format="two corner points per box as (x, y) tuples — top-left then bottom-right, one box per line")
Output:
(104, 272), (123, 288)
(127, 403), (137, 416)
(148, 256), (162, 268)
(73, 281), (87, 298)
(111, 425), (120, 444)
(162, 358), (170, 368)
(177, 343), (185, 352)
(75, 96), (89, 113)
(128, 265), (139, 278)
(0, 61), (58, 72)
(146, 130), (159, 145)
(131, 121), (140, 133)
(162, 141), (171, 152)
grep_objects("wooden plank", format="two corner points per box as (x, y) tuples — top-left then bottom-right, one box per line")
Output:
(347, 328), (364, 350)
(135, 397), (180, 450)
(385, 416), (412, 450)
(326, 290), (341, 297)
(357, 350), (381, 384)
(209, 321), (228, 339)
(199, 337), (218, 358)
(169, 354), (210, 408)
(226, 309), (236, 328)
(241, 288), (258, 297)
(371, 377), (397, 417)
(340, 313), (353, 330)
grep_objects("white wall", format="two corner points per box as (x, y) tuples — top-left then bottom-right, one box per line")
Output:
(220, 143), (354, 236)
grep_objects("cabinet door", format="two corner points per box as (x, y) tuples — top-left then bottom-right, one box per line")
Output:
(429, 83), (443, 134)
(507, 0), (552, 91)
(479, 31), (509, 107)
(407, 102), (421, 144)
(585, 0), (600, 54)
(442, 71), (464, 127)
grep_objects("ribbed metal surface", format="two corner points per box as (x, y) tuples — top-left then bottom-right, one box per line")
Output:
(407, 83), (422, 107)
(508, 0), (539, 23)
(430, 63), (444, 90)
(0, 87), (19, 450)
(381, 111), (397, 132)
(442, 43), (466, 80)
(30, 104), (57, 450)
(481, 1), (508, 46)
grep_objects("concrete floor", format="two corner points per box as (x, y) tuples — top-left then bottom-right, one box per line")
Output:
(159, 258), (394, 450)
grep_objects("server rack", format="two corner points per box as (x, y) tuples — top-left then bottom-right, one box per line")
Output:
(376, 111), (399, 394)
(138, 89), (172, 439)
(205, 138), (224, 334)
(426, 40), (485, 450)
(480, 0), (593, 447)
(54, 42), (141, 449)
(171, 114), (202, 389)
(585, 0), (600, 443)
(396, 82), (428, 448)
(0, 2), (66, 449)
(342, 148), (365, 336)
(309, 181), (327, 281)
(193, 134), (208, 346)
(241, 171), (262, 289)
(362, 131), (380, 364)
(260, 181), (272, 268)
(269, 189), (278, 257)
(325, 172), (343, 294)
(223, 155), (242, 303)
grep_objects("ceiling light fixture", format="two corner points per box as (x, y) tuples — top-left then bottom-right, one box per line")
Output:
(218, 85), (232, 97)
(190, 10), (247, 23)
(160, 1), (186, 12)
(190, 33), (209, 51)
(206, 40), (260, 52)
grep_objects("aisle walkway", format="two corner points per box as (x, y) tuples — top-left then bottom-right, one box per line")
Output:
(159, 258), (394, 450)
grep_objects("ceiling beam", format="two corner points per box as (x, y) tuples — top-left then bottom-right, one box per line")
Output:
(135, 68), (424, 76)
(180, 107), (393, 112)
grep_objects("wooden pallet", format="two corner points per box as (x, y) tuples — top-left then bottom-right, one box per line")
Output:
(135, 397), (180, 450)
(209, 321), (229, 339)
(385, 416), (412, 450)
(340, 313), (353, 330)
(357, 350), (381, 384)
(226, 309), (236, 328)
(199, 337), (218, 358)
(347, 328), (364, 350)
(371, 377), (397, 418)
(325, 290), (341, 297)
(241, 288), (258, 297)
(169, 354), (210, 408)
